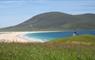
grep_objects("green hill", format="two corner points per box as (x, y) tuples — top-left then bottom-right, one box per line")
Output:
(0, 12), (95, 31)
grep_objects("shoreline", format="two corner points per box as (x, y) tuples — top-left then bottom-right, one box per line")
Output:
(0, 32), (47, 43)
(18, 32), (46, 43)
(0, 32), (28, 43)
(0, 31), (67, 43)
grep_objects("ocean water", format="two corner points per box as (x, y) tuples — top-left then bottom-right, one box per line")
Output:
(25, 31), (95, 41)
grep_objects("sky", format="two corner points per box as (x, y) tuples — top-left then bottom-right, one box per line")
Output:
(0, 0), (95, 28)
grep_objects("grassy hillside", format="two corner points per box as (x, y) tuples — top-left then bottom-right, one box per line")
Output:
(0, 12), (95, 31)
(0, 35), (95, 60)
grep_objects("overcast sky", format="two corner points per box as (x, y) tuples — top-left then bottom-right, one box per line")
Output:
(0, 0), (95, 28)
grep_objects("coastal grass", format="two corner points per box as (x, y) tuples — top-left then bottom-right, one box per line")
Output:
(50, 35), (95, 45)
(0, 35), (95, 60)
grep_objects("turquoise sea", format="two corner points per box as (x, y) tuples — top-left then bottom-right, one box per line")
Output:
(25, 31), (95, 41)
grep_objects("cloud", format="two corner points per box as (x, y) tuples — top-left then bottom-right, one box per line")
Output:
(0, 0), (94, 8)
(51, 1), (95, 8)
(0, 0), (27, 8)
(0, 0), (49, 5)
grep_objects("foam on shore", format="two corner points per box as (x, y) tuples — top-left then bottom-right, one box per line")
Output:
(19, 32), (46, 43)
(0, 31), (54, 43)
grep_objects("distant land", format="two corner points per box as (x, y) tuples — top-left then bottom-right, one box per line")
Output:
(0, 12), (95, 31)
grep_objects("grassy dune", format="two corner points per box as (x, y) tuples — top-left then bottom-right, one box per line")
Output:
(50, 35), (95, 45)
(0, 35), (95, 60)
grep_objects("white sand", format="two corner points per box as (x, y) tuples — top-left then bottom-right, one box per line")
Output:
(0, 32), (27, 43)
(0, 32), (45, 43)
(0, 31), (60, 43)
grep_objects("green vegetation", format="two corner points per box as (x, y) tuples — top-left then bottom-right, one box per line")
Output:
(0, 12), (95, 31)
(0, 35), (95, 60)
(50, 35), (95, 45)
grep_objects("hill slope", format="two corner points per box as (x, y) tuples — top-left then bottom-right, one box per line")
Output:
(0, 12), (95, 31)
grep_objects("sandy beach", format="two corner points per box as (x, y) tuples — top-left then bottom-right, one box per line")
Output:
(0, 32), (28, 43)
(0, 31), (60, 43)
(0, 32), (45, 43)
